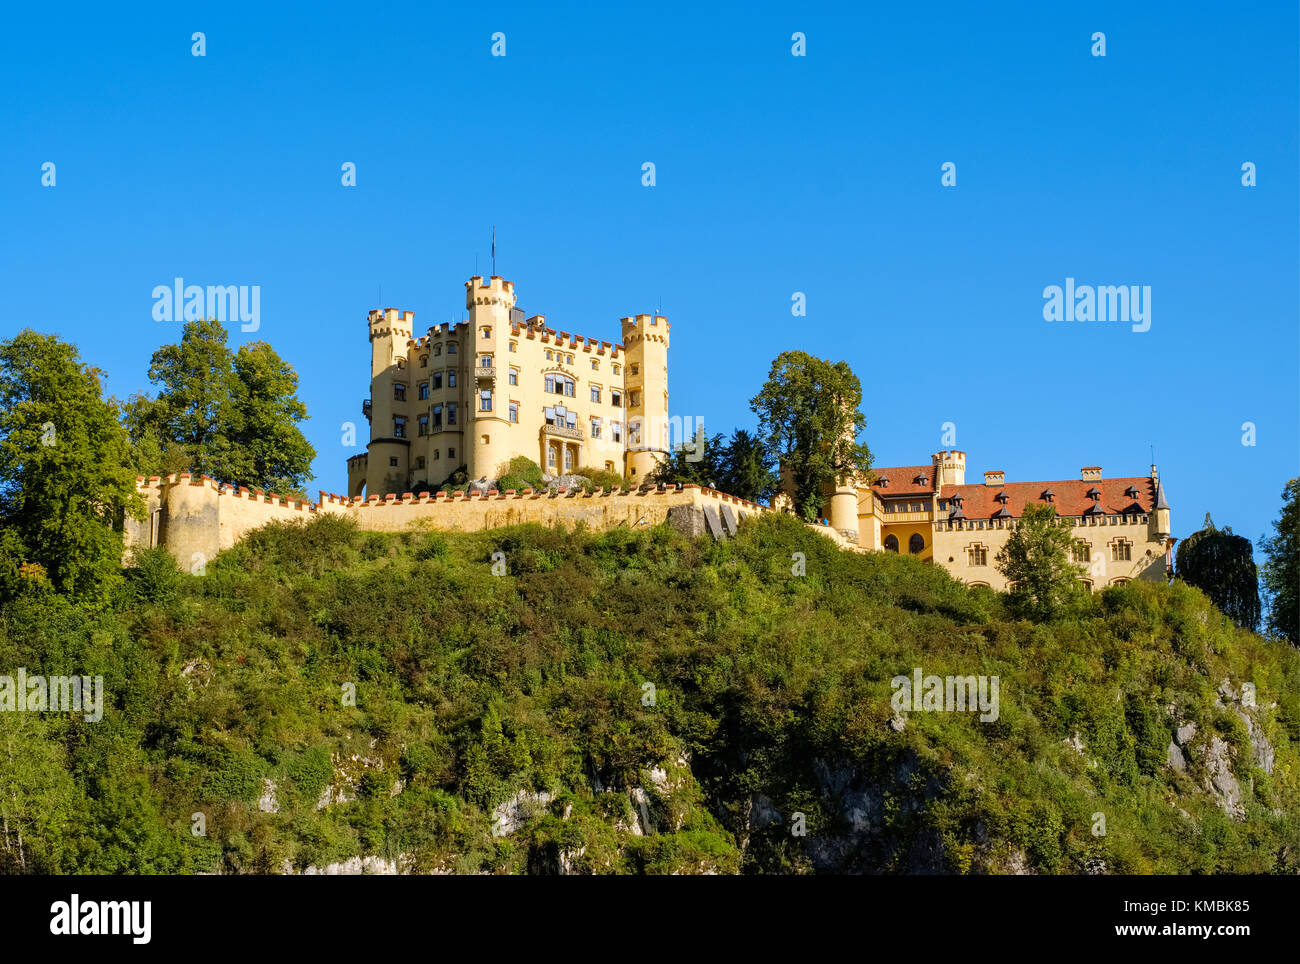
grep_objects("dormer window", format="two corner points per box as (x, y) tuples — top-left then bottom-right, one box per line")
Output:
(877, 477), (889, 488)
(994, 491), (1009, 503)
(913, 474), (927, 486)
(1041, 488), (1055, 502)
(1124, 485), (1139, 499)
(1086, 487), (1101, 501)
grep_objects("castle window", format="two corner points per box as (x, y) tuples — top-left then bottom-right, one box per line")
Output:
(416, 456), (426, 469)
(605, 461), (614, 473)
(564, 448), (574, 471)
(434, 450), (440, 460)
(591, 417), (601, 438)
(629, 421), (641, 445)
(394, 383), (406, 401)
(967, 544), (988, 566)
(591, 386), (601, 403)
(629, 390), (640, 407)
(418, 382), (429, 400)
(481, 435), (490, 445)
(547, 447), (556, 468)
(432, 372), (443, 390)
(448, 447), (455, 460)
(1111, 539), (1132, 562)
(1074, 541), (1091, 564)
(1078, 578), (1093, 591)
(884, 535), (899, 553)
(909, 534), (925, 555)
(566, 354), (574, 365)
(1110, 577), (1130, 586)
(480, 356), (492, 368)
(509, 402), (518, 423)
(480, 389), (492, 412)
(397, 359), (405, 370)
(508, 369), (518, 385)
(389, 457), (399, 467)
(591, 359), (598, 370)
(420, 356), (428, 368)
(448, 371), (457, 388)
(434, 345), (441, 357)
(432, 405), (442, 429)
(630, 363), (639, 375)
(509, 341), (517, 352)
(393, 416), (406, 438)
(481, 327), (491, 339)
(546, 350), (553, 361)
(447, 403), (457, 425)
(611, 390), (622, 407)
(447, 344), (456, 354)
(612, 421), (622, 443)
(418, 414), (429, 435)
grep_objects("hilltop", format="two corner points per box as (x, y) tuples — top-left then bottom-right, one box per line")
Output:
(1, 513), (1296, 874)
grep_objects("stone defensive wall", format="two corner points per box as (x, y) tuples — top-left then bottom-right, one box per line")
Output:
(125, 473), (856, 565)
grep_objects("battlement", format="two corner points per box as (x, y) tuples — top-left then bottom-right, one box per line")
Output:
(621, 314), (670, 347)
(368, 308), (414, 340)
(466, 275), (517, 309)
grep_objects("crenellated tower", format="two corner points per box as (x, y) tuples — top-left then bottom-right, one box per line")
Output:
(621, 313), (670, 482)
(366, 308), (414, 495)
(464, 276), (516, 479)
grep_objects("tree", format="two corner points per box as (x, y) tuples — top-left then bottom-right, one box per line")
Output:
(750, 351), (872, 521)
(227, 341), (316, 496)
(1260, 479), (1299, 645)
(716, 429), (779, 504)
(645, 430), (727, 489)
(1176, 515), (1260, 631)
(0, 331), (143, 603)
(128, 320), (315, 494)
(995, 503), (1085, 621)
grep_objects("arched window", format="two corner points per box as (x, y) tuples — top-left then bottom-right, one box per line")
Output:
(908, 534), (925, 555)
(884, 535), (899, 553)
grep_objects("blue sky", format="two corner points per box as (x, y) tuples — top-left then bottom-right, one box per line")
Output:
(1, 1), (1296, 549)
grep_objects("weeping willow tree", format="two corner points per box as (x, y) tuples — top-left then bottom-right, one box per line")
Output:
(1175, 514), (1260, 631)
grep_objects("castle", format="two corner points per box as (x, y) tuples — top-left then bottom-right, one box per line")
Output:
(347, 276), (670, 498)
(126, 273), (1175, 592)
(809, 451), (1174, 591)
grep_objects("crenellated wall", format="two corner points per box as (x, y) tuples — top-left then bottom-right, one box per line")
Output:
(124, 473), (813, 564)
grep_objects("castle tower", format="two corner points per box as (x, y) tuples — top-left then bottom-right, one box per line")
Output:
(1150, 464), (1171, 540)
(464, 276), (516, 479)
(366, 308), (414, 496)
(621, 313), (670, 482)
(932, 450), (966, 488)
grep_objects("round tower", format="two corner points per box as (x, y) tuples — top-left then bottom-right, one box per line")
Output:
(365, 308), (414, 496)
(621, 313), (670, 483)
(828, 477), (859, 543)
(932, 450), (966, 488)
(464, 276), (516, 480)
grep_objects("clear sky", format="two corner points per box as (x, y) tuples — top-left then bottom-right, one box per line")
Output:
(2, 1), (1296, 549)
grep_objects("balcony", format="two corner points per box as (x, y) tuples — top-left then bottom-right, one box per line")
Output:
(475, 366), (497, 380)
(542, 422), (583, 441)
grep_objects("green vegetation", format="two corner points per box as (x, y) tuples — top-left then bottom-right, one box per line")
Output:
(125, 319), (316, 497)
(646, 428), (779, 504)
(0, 331), (142, 605)
(497, 456), (547, 492)
(1, 512), (1296, 874)
(995, 503), (1087, 621)
(1175, 517), (1260, 632)
(1260, 479), (1299, 645)
(750, 351), (872, 520)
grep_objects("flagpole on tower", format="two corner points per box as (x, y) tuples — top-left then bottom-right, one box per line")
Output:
(491, 226), (496, 276)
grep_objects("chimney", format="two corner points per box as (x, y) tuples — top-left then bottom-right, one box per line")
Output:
(1081, 466), (1102, 482)
(984, 470), (1004, 486)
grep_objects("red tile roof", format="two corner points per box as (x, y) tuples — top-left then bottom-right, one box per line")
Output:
(939, 477), (1155, 519)
(869, 464), (937, 495)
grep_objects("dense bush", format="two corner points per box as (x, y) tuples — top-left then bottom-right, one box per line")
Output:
(0, 511), (1296, 874)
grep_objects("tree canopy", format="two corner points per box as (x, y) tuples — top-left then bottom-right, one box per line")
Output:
(1176, 516), (1260, 631)
(994, 503), (1086, 621)
(749, 351), (871, 520)
(645, 427), (780, 504)
(0, 330), (142, 603)
(1260, 479), (1299, 645)
(127, 319), (315, 495)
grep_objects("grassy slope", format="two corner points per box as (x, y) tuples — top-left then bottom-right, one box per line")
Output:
(1, 513), (1297, 874)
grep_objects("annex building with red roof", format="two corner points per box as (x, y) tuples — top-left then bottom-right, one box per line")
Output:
(824, 450), (1174, 591)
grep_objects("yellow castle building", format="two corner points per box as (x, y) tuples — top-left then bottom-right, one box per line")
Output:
(815, 451), (1174, 590)
(347, 276), (670, 498)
